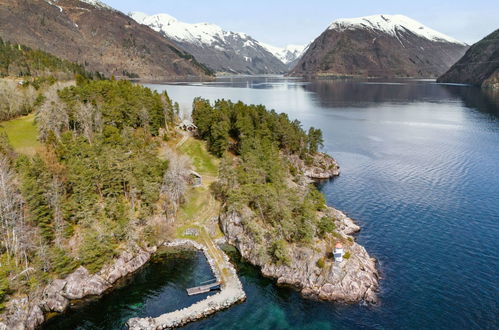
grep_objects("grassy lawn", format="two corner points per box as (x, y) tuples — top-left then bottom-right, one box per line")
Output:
(0, 114), (40, 155)
(175, 137), (224, 240)
(179, 138), (219, 176)
(179, 186), (210, 222)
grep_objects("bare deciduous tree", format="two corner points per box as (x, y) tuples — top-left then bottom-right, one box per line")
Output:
(160, 149), (191, 219)
(36, 86), (69, 141)
(0, 80), (37, 121)
(0, 155), (29, 267)
(76, 102), (97, 143)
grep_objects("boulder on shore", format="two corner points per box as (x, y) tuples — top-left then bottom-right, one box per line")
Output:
(0, 247), (154, 330)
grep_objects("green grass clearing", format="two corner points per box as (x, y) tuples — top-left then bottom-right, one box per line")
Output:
(179, 187), (209, 222)
(0, 114), (40, 155)
(179, 138), (219, 176)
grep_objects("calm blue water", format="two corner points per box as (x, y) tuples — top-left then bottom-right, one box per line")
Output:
(46, 77), (499, 329)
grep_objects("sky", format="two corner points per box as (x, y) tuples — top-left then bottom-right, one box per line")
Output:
(102, 0), (498, 47)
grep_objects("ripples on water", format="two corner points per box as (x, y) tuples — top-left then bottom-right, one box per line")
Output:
(48, 77), (498, 329)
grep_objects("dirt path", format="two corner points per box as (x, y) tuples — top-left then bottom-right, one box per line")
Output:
(127, 134), (246, 329)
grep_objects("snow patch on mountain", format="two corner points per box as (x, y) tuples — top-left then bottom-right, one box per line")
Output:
(261, 43), (306, 64)
(129, 12), (251, 47)
(129, 11), (288, 73)
(329, 14), (466, 45)
(45, 0), (114, 11)
(79, 0), (115, 10)
(45, 0), (63, 12)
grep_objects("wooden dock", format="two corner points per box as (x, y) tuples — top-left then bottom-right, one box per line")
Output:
(186, 280), (221, 296)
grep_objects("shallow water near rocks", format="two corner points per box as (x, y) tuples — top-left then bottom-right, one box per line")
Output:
(46, 77), (499, 329)
(42, 249), (214, 329)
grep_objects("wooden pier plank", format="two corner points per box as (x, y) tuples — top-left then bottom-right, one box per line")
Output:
(186, 281), (221, 296)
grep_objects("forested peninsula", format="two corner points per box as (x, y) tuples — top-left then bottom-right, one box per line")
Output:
(0, 41), (377, 329)
(192, 99), (379, 303)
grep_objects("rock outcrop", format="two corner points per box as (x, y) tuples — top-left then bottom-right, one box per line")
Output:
(0, 247), (154, 329)
(221, 206), (378, 304)
(220, 155), (378, 304)
(287, 152), (341, 179)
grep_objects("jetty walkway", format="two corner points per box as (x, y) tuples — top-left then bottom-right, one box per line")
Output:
(128, 135), (245, 329)
(126, 239), (246, 329)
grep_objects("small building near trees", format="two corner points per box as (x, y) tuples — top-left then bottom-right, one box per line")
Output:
(189, 170), (202, 187)
(177, 120), (197, 132)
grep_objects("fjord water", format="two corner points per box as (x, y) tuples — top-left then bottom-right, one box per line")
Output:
(152, 78), (499, 329)
(46, 78), (498, 329)
(43, 250), (215, 329)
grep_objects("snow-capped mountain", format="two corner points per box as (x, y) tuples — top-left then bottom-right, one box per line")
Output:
(329, 14), (466, 45)
(129, 12), (288, 74)
(260, 44), (306, 64)
(291, 14), (469, 78)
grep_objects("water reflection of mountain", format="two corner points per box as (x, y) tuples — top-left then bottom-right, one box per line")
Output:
(302, 80), (460, 107)
(442, 85), (499, 118)
(195, 76), (297, 89)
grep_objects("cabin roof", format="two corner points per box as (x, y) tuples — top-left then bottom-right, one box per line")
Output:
(190, 170), (202, 178)
(180, 119), (197, 128)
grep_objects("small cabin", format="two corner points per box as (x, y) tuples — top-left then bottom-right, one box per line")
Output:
(190, 170), (202, 187)
(333, 242), (345, 262)
(177, 120), (197, 132)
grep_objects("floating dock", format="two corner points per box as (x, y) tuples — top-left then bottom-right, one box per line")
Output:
(186, 280), (221, 296)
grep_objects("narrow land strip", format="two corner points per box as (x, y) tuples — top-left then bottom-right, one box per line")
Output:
(127, 135), (246, 329)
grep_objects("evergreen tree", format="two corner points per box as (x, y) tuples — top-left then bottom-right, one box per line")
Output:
(308, 127), (324, 154)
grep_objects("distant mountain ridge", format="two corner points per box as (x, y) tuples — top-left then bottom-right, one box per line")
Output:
(260, 43), (306, 69)
(438, 29), (499, 89)
(129, 12), (295, 74)
(259, 44), (305, 63)
(0, 0), (211, 80)
(291, 14), (469, 78)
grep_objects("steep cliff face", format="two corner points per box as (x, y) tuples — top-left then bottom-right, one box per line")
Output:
(0, 0), (211, 80)
(438, 29), (499, 89)
(291, 14), (468, 78)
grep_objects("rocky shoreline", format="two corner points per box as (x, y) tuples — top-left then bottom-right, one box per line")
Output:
(0, 151), (378, 329)
(221, 207), (379, 304)
(220, 152), (379, 304)
(0, 246), (156, 330)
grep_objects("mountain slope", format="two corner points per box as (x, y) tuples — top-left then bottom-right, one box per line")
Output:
(438, 29), (499, 89)
(0, 0), (211, 80)
(290, 14), (468, 78)
(0, 37), (94, 79)
(129, 12), (287, 74)
(260, 43), (305, 64)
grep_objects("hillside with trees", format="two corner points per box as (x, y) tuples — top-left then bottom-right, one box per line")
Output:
(438, 29), (499, 89)
(0, 38), (99, 79)
(0, 38), (103, 122)
(0, 0), (212, 80)
(191, 99), (378, 303)
(191, 99), (337, 262)
(0, 79), (186, 312)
